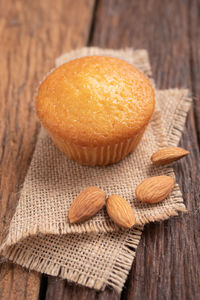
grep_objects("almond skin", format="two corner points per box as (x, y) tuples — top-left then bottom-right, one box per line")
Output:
(136, 176), (175, 204)
(106, 195), (135, 229)
(151, 147), (189, 166)
(68, 186), (106, 223)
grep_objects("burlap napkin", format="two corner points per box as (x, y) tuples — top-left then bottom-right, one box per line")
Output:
(0, 48), (192, 292)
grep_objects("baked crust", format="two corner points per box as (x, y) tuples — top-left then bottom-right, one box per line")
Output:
(36, 56), (155, 147)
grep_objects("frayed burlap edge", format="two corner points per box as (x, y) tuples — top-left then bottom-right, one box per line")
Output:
(1, 226), (143, 292)
(167, 90), (192, 146)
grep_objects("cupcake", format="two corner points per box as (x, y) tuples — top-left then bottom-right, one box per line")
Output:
(36, 56), (155, 166)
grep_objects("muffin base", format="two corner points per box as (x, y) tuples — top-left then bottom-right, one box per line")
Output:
(49, 129), (145, 166)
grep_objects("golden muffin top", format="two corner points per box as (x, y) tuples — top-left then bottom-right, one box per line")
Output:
(36, 56), (155, 147)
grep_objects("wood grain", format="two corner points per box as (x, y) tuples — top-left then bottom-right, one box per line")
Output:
(0, 0), (94, 299)
(0, 263), (41, 300)
(189, 0), (200, 138)
(45, 276), (119, 300)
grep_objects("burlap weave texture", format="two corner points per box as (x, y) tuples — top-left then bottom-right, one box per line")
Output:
(0, 48), (192, 292)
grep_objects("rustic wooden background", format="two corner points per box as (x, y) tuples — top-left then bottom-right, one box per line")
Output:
(0, 0), (199, 299)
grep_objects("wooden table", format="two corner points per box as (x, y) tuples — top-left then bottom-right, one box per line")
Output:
(0, 0), (199, 299)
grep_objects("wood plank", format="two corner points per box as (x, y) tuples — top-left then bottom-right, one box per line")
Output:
(0, 0), (95, 299)
(189, 0), (200, 138)
(0, 263), (41, 300)
(45, 276), (119, 300)
(90, 0), (200, 299)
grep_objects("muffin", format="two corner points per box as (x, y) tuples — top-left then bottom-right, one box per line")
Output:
(36, 56), (155, 166)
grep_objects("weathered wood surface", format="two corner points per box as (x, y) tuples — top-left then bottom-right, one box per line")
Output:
(0, 0), (95, 299)
(0, 0), (199, 299)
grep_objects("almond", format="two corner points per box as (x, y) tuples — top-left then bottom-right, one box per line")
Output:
(68, 186), (106, 223)
(135, 176), (175, 204)
(106, 195), (135, 229)
(151, 147), (189, 166)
